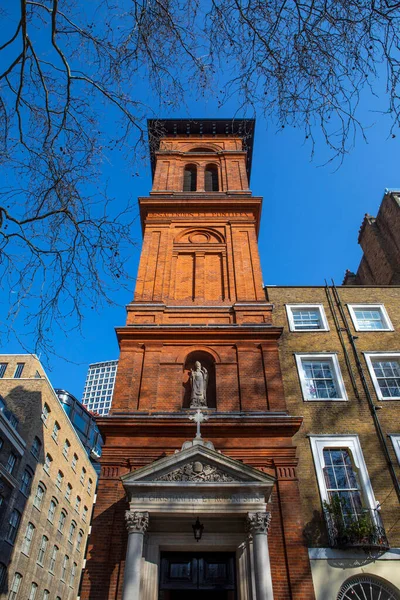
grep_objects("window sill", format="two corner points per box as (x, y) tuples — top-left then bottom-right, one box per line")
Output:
(303, 398), (348, 402)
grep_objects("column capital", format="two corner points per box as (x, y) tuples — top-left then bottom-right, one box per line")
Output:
(246, 511), (272, 535)
(125, 510), (149, 534)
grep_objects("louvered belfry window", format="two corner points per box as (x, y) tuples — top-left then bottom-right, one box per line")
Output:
(183, 165), (197, 191)
(205, 164), (219, 191)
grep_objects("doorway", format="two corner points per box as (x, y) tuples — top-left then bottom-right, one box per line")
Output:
(159, 552), (236, 599)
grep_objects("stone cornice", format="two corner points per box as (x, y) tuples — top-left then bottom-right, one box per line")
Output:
(115, 324), (283, 346)
(96, 412), (303, 439)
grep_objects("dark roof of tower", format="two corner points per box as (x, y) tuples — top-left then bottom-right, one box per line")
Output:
(147, 118), (256, 182)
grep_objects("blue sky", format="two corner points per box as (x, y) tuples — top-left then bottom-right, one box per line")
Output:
(4, 92), (399, 399)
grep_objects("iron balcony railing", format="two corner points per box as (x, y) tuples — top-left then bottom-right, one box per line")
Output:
(325, 508), (390, 551)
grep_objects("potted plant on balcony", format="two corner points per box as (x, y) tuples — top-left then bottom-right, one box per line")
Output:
(323, 496), (389, 550)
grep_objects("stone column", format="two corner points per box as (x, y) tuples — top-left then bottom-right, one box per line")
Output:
(122, 510), (149, 600)
(246, 512), (274, 600)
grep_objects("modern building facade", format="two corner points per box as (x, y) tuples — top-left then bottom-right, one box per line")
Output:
(56, 389), (103, 463)
(0, 355), (97, 600)
(81, 360), (118, 416)
(81, 119), (315, 600)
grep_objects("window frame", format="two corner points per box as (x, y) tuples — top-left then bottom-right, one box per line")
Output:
(13, 363), (25, 378)
(389, 435), (400, 465)
(309, 435), (377, 513)
(56, 470), (64, 490)
(6, 509), (21, 544)
(6, 452), (17, 474)
(295, 353), (348, 401)
(365, 352), (400, 400)
(61, 555), (69, 581)
(47, 498), (58, 524)
(348, 304), (394, 332)
(9, 573), (22, 599)
(43, 453), (52, 475)
(20, 467), (33, 495)
(58, 510), (67, 533)
(28, 582), (38, 600)
(21, 522), (35, 556)
(49, 545), (58, 573)
(33, 482), (46, 510)
(31, 436), (42, 460)
(65, 483), (72, 503)
(286, 304), (329, 332)
(52, 421), (60, 442)
(37, 535), (48, 566)
(41, 403), (50, 424)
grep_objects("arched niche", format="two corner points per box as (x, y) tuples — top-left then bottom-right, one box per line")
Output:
(188, 147), (216, 153)
(182, 350), (216, 409)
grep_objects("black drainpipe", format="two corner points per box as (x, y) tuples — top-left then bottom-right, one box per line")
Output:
(330, 279), (400, 503)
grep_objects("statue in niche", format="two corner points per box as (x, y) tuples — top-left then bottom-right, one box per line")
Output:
(190, 361), (208, 408)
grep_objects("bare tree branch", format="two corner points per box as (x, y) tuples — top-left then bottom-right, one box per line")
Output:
(0, 0), (399, 356)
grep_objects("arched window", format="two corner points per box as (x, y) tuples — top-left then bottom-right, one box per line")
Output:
(58, 510), (67, 533)
(37, 535), (48, 565)
(56, 470), (64, 490)
(33, 482), (46, 510)
(31, 436), (42, 459)
(28, 582), (37, 600)
(77, 530), (84, 552)
(68, 521), (76, 543)
(205, 164), (219, 192)
(6, 509), (21, 544)
(20, 467), (33, 495)
(49, 545), (58, 573)
(41, 403), (50, 423)
(337, 575), (400, 600)
(183, 165), (197, 192)
(48, 498), (58, 523)
(21, 522), (35, 555)
(9, 573), (22, 599)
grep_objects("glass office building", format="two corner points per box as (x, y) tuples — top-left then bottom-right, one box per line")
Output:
(81, 360), (118, 416)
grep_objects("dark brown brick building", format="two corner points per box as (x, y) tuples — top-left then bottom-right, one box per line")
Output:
(344, 190), (400, 285)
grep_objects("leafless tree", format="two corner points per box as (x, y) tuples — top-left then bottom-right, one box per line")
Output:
(1, 0), (400, 355)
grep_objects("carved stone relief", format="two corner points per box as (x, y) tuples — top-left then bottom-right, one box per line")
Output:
(246, 511), (272, 535)
(155, 461), (238, 482)
(125, 510), (150, 534)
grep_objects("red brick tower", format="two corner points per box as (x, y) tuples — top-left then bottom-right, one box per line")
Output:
(81, 120), (315, 600)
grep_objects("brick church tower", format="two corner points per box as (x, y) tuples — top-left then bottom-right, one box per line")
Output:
(81, 119), (315, 600)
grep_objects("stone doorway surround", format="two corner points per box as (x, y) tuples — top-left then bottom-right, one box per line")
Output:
(121, 439), (276, 600)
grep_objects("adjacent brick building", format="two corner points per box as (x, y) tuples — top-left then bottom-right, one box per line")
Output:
(344, 190), (400, 285)
(0, 355), (97, 600)
(265, 285), (400, 598)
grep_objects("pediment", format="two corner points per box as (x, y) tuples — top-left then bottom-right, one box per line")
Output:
(121, 443), (274, 487)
